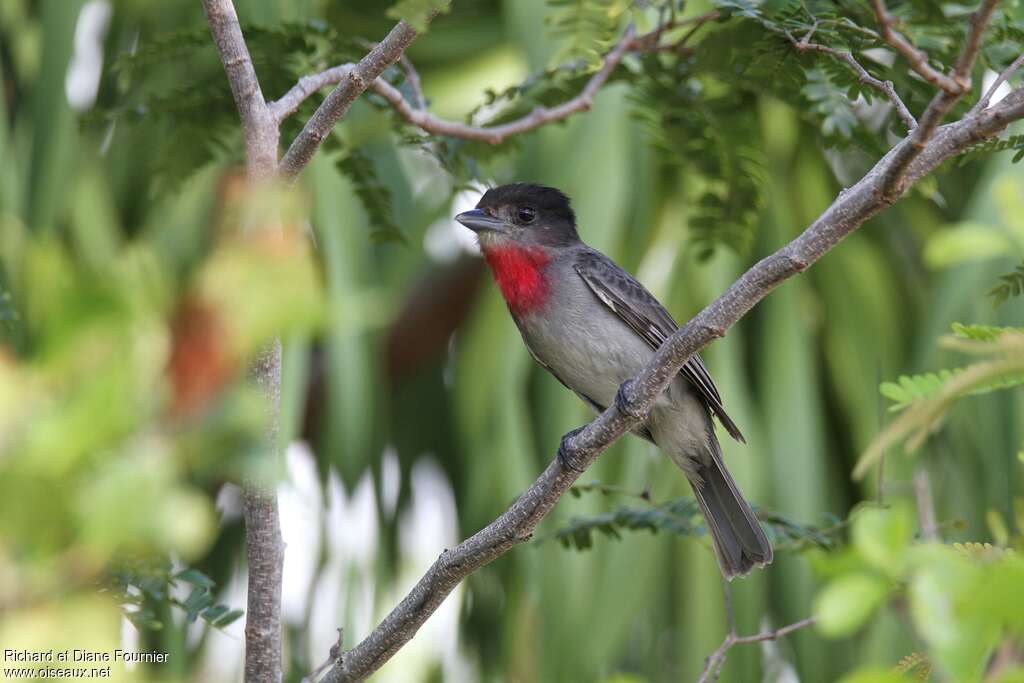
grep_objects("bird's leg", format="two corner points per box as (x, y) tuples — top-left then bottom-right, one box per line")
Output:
(615, 378), (646, 419)
(557, 426), (587, 473)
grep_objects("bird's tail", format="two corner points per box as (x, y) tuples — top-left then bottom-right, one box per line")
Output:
(689, 446), (773, 580)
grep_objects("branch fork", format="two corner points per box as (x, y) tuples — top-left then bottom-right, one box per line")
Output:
(785, 26), (918, 130)
(697, 583), (817, 683)
(267, 13), (727, 148)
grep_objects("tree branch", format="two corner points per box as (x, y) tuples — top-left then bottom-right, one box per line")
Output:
(201, 3), (283, 683)
(697, 618), (818, 682)
(278, 17), (432, 180)
(913, 467), (940, 542)
(871, 0), (965, 93)
(972, 53), (1024, 113)
(399, 53), (427, 110)
(953, 0), (1002, 88)
(317, 67), (1024, 683)
(786, 25), (917, 130)
(876, 0), (1000, 200)
(200, 0), (277, 177)
(696, 582), (816, 683)
(274, 26), (633, 145)
(269, 13), (723, 146)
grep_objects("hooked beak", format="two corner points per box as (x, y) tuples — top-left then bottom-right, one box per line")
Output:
(455, 209), (508, 234)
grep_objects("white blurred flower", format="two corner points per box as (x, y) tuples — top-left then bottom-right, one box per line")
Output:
(65, 0), (111, 112)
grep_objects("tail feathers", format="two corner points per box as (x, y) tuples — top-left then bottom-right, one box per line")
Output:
(691, 453), (773, 580)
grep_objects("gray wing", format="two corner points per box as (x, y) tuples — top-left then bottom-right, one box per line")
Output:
(573, 249), (745, 443)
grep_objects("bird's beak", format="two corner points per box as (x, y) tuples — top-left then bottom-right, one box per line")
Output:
(455, 209), (508, 234)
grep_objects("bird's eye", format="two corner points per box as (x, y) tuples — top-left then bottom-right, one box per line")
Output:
(517, 207), (536, 224)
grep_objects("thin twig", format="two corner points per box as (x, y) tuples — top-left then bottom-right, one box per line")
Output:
(274, 25), (634, 146)
(675, 10), (722, 48)
(270, 64), (354, 123)
(303, 629), (344, 683)
(399, 54), (427, 110)
(696, 583), (816, 683)
(953, 0), (1003, 88)
(913, 467), (940, 541)
(697, 620), (819, 682)
(786, 29), (917, 130)
(317, 80), (1024, 683)
(876, 0), (1001, 201)
(269, 12), (723, 145)
(871, 0), (964, 93)
(972, 53), (1024, 113)
(278, 16), (433, 180)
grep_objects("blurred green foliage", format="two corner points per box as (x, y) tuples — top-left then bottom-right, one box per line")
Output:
(812, 505), (1024, 682)
(1, 0), (1023, 681)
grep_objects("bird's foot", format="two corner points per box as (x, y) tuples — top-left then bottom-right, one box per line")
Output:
(557, 426), (587, 474)
(615, 378), (645, 419)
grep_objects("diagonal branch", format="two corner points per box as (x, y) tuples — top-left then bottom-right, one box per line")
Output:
(270, 25), (634, 145)
(971, 53), (1024, 113)
(278, 17), (435, 180)
(876, 0), (1000, 200)
(269, 12), (722, 146)
(785, 26), (917, 130)
(953, 0), (1002, 87)
(317, 74), (1024, 683)
(390, 23), (636, 145)
(871, 0), (965, 93)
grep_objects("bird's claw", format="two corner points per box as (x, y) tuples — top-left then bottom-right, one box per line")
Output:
(557, 426), (586, 473)
(615, 378), (645, 419)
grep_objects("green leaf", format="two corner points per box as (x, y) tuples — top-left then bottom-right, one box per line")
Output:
(200, 604), (229, 623)
(551, 498), (704, 551)
(986, 554), (1024, 631)
(93, 22), (365, 195)
(893, 652), (932, 680)
(986, 509), (1009, 546)
(175, 568), (215, 589)
(803, 68), (858, 140)
(956, 133), (1024, 167)
(334, 149), (405, 244)
(545, 0), (631, 67)
(909, 548), (995, 681)
(879, 370), (957, 410)
(630, 46), (768, 257)
(879, 366), (1024, 411)
(180, 586), (215, 622)
(852, 506), (912, 574)
(211, 608), (245, 628)
(923, 223), (1013, 268)
(813, 572), (888, 637)
(836, 670), (907, 683)
(989, 262), (1024, 308)
(951, 322), (1024, 342)
(549, 493), (840, 553)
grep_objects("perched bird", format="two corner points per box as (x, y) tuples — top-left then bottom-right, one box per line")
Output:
(455, 183), (772, 579)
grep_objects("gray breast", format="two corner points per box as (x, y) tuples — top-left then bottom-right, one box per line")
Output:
(515, 258), (656, 410)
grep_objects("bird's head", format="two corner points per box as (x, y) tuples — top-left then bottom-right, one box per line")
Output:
(455, 183), (580, 252)
(454, 183), (579, 315)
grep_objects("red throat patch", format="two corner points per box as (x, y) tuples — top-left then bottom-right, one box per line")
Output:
(482, 245), (551, 315)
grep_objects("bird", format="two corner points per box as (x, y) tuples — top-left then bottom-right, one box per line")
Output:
(455, 183), (772, 579)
